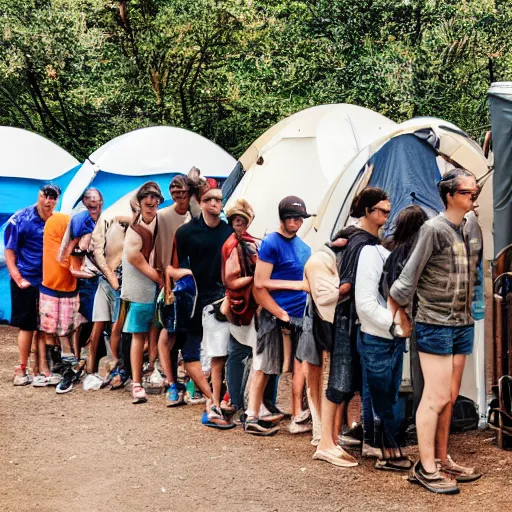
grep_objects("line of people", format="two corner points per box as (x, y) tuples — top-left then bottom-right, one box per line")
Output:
(5, 167), (483, 495)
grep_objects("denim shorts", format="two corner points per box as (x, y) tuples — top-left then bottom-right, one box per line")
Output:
(415, 322), (474, 356)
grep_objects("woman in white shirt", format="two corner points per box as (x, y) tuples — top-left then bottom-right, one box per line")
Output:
(355, 205), (425, 471)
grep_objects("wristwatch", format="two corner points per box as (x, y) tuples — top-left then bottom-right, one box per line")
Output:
(389, 322), (404, 338)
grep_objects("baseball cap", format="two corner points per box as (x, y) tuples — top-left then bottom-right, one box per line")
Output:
(278, 195), (313, 219)
(40, 184), (61, 199)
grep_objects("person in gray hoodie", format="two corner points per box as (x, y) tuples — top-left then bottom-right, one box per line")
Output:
(389, 168), (482, 494)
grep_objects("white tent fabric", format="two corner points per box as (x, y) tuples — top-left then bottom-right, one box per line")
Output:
(302, 116), (491, 425)
(0, 126), (79, 179)
(225, 104), (397, 238)
(60, 126), (236, 213)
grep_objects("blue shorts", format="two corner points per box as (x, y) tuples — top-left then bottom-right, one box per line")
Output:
(123, 301), (156, 333)
(180, 331), (203, 363)
(415, 323), (474, 356)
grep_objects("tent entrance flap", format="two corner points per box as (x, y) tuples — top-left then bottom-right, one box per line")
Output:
(367, 134), (444, 234)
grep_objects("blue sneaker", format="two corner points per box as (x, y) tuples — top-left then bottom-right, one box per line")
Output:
(166, 382), (185, 407)
(201, 411), (209, 424)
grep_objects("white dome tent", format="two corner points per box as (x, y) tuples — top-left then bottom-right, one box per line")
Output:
(223, 104), (397, 239)
(60, 126), (236, 213)
(302, 116), (492, 426)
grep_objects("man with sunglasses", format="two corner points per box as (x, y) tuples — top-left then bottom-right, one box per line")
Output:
(390, 168), (482, 494)
(169, 179), (234, 427)
(4, 184), (61, 385)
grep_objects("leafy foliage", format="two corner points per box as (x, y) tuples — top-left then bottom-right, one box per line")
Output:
(0, 0), (510, 160)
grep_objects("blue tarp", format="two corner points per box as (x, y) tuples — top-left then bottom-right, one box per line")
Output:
(0, 163), (83, 322)
(74, 171), (226, 212)
(367, 134), (445, 234)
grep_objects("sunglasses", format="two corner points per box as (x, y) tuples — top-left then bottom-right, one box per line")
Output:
(456, 189), (480, 201)
(370, 207), (391, 216)
(283, 215), (304, 221)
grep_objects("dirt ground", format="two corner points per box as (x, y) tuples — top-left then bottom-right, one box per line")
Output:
(1, 325), (511, 512)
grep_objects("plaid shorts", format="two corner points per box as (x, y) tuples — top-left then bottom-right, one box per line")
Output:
(39, 291), (86, 337)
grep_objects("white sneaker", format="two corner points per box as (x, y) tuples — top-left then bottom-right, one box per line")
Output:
(289, 420), (313, 434)
(294, 409), (311, 424)
(13, 367), (31, 386)
(33, 373), (61, 387)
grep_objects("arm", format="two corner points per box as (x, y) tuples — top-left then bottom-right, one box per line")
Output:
(253, 259), (289, 322)
(355, 246), (393, 333)
(91, 218), (119, 289)
(389, 224), (434, 307)
(4, 249), (30, 288)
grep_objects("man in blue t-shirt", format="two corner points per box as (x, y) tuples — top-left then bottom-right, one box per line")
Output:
(244, 196), (312, 436)
(4, 184), (61, 386)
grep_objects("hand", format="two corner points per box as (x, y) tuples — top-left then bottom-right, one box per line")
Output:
(108, 275), (120, 291)
(17, 278), (31, 289)
(301, 280), (310, 293)
(331, 238), (348, 248)
(277, 310), (290, 323)
(395, 308), (412, 338)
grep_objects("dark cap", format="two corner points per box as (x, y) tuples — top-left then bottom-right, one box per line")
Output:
(40, 183), (61, 199)
(278, 195), (313, 219)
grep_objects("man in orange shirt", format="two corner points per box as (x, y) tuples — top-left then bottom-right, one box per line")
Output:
(38, 212), (86, 392)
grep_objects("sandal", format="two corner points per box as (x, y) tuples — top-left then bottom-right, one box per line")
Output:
(375, 457), (413, 471)
(438, 455), (482, 483)
(203, 404), (236, 430)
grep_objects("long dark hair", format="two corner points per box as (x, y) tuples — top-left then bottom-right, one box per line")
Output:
(383, 205), (427, 251)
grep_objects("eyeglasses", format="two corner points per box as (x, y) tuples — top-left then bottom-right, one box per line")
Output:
(456, 189), (480, 201)
(370, 207), (391, 216)
(202, 196), (222, 203)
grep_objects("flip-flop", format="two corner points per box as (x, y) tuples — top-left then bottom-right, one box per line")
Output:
(375, 458), (413, 471)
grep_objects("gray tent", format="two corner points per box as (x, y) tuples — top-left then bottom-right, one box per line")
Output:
(488, 82), (512, 257)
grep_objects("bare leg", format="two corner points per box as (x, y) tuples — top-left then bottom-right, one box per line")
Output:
(110, 316), (123, 363)
(130, 333), (146, 384)
(59, 335), (74, 356)
(334, 402), (344, 443)
(318, 399), (340, 451)
(18, 330), (33, 367)
(416, 352), (452, 473)
(30, 332), (39, 375)
(72, 325), (81, 360)
(184, 361), (213, 399)
(292, 358), (306, 417)
(282, 328), (292, 373)
(247, 369), (270, 418)
(211, 356), (226, 406)
(37, 333), (51, 375)
(305, 362), (322, 419)
(435, 354), (466, 463)
(87, 321), (105, 373)
(148, 326), (159, 368)
(157, 329), (176, 383)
